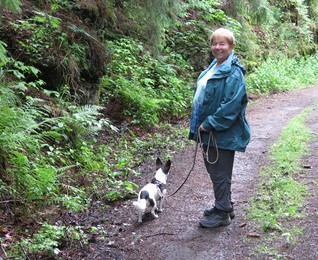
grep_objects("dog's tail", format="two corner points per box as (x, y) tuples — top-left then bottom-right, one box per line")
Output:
(133, 199), (147, 212)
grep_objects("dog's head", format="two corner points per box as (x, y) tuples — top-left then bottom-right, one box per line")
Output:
(154, 157), (171, 184)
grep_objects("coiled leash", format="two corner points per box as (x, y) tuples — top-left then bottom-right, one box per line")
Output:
(167, 129), (219, 197)
(200, 130), (219, 164)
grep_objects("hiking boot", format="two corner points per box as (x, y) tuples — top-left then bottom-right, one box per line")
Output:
(199, 208), (231, 228)
(204, 203), (235, 219)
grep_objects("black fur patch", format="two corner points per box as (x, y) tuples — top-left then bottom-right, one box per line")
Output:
(149, 198), (155, 207)
(140, 190), (149, 200)
(158, 183), (166, 193)
(140, 191), (155, 207)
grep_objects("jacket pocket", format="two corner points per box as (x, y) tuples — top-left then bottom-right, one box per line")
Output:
(202, 83), (217, 104)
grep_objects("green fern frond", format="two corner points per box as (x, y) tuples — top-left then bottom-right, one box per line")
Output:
(0, 40), (8, 65)
(68, 105), (103, 118)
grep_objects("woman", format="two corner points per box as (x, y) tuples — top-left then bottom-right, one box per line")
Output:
(189, 28), (251, 228)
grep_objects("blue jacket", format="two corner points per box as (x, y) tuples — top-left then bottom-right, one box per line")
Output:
(189, 53), (251, 152)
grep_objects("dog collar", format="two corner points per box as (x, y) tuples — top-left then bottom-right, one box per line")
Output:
(151, 178), (166, 194)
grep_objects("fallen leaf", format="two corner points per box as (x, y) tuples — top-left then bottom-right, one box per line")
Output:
(247, 232), (261, 238)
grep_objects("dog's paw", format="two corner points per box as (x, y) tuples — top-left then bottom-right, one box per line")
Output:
(157, 208), (163, 213)
(152, 212), (159, 218)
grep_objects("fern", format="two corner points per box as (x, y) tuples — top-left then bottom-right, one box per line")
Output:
(0, 40), (8, 66)
(0, 80), (117, 209)
(9, 151), (58, 202)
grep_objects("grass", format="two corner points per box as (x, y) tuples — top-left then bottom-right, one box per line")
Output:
(246, 105), (315, 258)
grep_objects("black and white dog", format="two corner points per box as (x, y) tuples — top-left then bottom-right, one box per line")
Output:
(133, 158), (171, 223)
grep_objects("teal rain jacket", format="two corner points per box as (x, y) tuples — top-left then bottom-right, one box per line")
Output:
(189, 53), (251, 152)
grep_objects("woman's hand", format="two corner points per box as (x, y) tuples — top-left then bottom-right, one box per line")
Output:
(199, 125), (207, 132)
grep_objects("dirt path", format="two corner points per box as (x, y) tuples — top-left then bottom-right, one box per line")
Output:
(84, 86), (318, 260)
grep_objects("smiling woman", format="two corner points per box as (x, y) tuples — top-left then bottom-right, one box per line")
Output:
(188, 27), (251, 228)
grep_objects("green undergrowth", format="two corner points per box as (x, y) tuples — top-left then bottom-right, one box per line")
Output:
(0, 59), (191, 214)
(3, 121), (190, 257)
(101, 37), (194, 126)
(10, 223), (88, 258)
(0, 72), (190, 258)
(246, 55), (318, 94)
(97, 122), (191, 202)
(246, 106), (315, 258)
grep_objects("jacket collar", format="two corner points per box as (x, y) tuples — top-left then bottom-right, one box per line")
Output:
(198, 53), (233, 81)
(198, 53), (246, 81)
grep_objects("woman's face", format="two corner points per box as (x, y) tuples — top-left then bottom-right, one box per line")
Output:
(211, 36), (233, 65)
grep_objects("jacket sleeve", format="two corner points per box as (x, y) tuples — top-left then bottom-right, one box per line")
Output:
(202, 74), (247, 132)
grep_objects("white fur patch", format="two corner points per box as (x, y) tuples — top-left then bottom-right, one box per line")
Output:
(154, 168), (168, 184)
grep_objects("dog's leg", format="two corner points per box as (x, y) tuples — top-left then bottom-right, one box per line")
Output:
(157, 189), (166, 212)
(138, 211), (143, 223)
(151, 200), (158, 219)
(157, 197), (164, 212)
(151, 209), (158, 218)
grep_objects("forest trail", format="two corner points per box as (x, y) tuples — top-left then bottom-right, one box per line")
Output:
(84, 85), (318, 260)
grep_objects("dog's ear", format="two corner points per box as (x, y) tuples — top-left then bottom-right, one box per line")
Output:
(156, 157), (163, 170)
(163, 159), (171, 174)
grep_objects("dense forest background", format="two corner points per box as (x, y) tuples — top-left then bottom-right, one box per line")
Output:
(1, 0), (318, 258)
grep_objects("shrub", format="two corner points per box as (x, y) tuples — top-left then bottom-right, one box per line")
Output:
(102, 37), (194, 126)
(246, 55), (318, 94)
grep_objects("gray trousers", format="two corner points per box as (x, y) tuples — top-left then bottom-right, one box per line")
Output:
(202, 145), (235, 212)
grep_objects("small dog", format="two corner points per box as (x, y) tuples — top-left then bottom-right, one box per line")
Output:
(133, 158), (171, 223)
